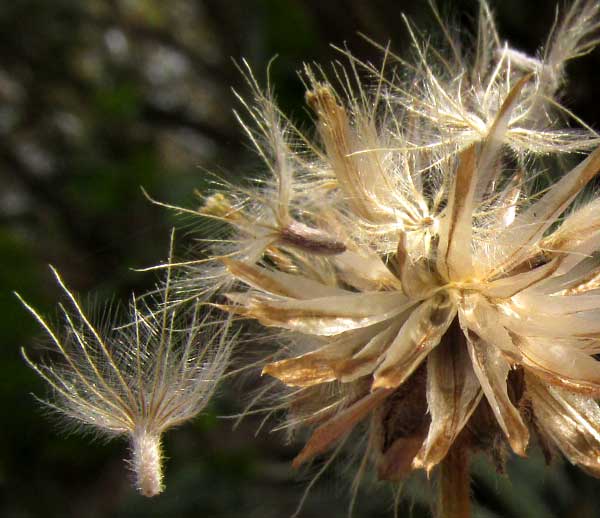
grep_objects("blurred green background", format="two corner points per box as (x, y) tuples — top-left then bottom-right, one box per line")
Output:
(3, 1), (600, 517)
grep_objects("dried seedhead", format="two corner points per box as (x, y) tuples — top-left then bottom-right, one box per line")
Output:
(179, 0), (600, 512)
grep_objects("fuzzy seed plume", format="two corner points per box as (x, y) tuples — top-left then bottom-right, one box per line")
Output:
(20, 258), (234, 497)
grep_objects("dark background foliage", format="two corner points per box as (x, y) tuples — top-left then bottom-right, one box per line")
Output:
(2, 1), (600, 517)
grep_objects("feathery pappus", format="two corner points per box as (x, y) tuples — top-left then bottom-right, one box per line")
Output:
(20, 264), (233, 497)
(181, 0), (600, 513)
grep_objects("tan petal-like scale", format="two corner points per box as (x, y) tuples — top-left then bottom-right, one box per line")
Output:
(460, 293), (522, 361)
(262, 324), (386, 386)
(535, 253), (600, 295)
(541, 197), (600, 257)
(372, 293), (457, 390)
(473, 74), (532, 203)
(500, 309), (600, 339)
(492, 146), (600, 275)
(226, 291), (412, 336)
(413, 326), (482, 472)
(559, 232), (600, 276)
(513, 335), (600, 395)
(436, 145), (477, 280)
(335, 321), (406, 382)
(224, 258), (345, 299)
(262, 350), (339, 387)
(484, 257), (562, 298)
(307, 85), (386, 222)
(528, 374), (600, 477)
(514, 292), (600, 315)
(461, 318), (529, 456)
(334, 250), (403, 291)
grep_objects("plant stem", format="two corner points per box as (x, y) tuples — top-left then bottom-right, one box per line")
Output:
(437, 444), (471, 518)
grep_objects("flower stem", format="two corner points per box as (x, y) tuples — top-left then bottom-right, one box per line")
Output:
(437, 444), (471, 518)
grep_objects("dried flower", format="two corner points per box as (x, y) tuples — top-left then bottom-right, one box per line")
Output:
(180, 0), (600, 513)
(20, 266), (233, 497)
